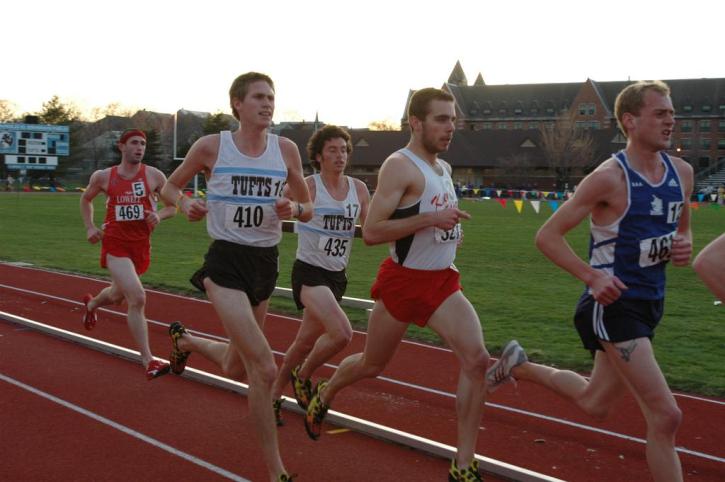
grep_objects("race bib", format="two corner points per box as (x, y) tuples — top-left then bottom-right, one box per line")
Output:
(114, 204), (144, 222)
(224, 203), (275, 230)
(639, 231), (674, 267)
(318, 236), (350, 257)
(434, 223), (461, 244)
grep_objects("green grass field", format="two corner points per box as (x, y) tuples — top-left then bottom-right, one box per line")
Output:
(1, 192), (723, 395)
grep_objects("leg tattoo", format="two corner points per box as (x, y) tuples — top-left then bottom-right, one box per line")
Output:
(616, 340), (638, 362)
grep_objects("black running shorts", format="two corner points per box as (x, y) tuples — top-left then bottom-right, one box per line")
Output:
(574, 293), (664, 352)
(291, 259), (347, 310)
(190, 240), (278, 306)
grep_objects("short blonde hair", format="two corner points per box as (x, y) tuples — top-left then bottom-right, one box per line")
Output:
(614, 80), (671, 137)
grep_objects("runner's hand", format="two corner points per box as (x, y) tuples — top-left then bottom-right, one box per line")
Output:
(671, 235), (692, 267)
(274, 198), (295, 220)
(589, 272), (627, 306)
(144, 210), (161, 229)
(183, 198), (208, 222)
(86, 226), (103, 244)
(432, 208), (470, 230)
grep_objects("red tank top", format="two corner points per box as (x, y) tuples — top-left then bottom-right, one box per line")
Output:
(102, 165), (155, 241)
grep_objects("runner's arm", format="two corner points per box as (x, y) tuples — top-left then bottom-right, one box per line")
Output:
(80, 170), (106, 244)
(278, 137), (312, 222)
(535, 167), (627, 305)
(362, 155), (469, 246)
(161, 135), (216, 221)
(671, 157), (694, 266)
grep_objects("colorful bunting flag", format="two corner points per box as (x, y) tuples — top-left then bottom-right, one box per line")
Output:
(496, 198), (507, 208)
(530, 200), (541, 213)
(548, 200), (559, 212)
(691, 202), (700, 210)
(514, 200), (524, 213)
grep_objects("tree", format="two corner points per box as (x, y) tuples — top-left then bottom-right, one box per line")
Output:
(38, 95), (81, 125)
(89, 102), (136, 121)
(142, 129), (163, 168)
(0, 100), (19, 123)
(368, 119), (399, 131)
(203, 111), (236, 135)
(538, 112), (596, 190)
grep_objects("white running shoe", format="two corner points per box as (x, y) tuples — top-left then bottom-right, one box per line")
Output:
(486, 340), (527, 392)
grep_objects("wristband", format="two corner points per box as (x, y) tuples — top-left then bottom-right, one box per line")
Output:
(296, 202), (303, 218)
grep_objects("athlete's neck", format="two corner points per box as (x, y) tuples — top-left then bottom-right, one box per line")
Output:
(232, 126), (268, 157)
(406, 141), (438, 166)
(624, 145), (665, 183)
(117, 160), (143, 178)
(319, 171), (347, 197)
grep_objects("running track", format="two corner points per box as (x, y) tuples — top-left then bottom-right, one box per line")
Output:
(1, 263), (723, 481)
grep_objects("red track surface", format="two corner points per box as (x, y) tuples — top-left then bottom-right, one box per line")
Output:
(1, 263), (723, 481)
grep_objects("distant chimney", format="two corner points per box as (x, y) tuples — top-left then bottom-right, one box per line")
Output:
(24, 115), (40, 124)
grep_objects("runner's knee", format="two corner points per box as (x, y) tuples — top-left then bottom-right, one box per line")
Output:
(460, 347), (489, 377)
(124, 290), (146, 310)
(650, 404), (682, 438)
(329, 324), (353, 350)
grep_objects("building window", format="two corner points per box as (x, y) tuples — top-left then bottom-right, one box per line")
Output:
(497, 122), (507, 129)
(513, 121), (523, 129)
(590, 121), (600, 129)
(578, 103), (587, 115)
(483, 109), (491, 115)
(683, 104), (693, 112)
(702, 104), (712, 112)
(699, 120), (711, 131)
(681, 138), (691, 149)
(588, 104), (596, 115)
(719, 120), (725, 132)
(545, 107), (555, 115)
(718, 139), (725, 149)
(528, 121), (539, 129)
(482, 122), (492, 130)
(680, 120), (692, 132)
(701, 138), (711, 149)
(719, 104), (725, 113)
(530, 108), (538, 115)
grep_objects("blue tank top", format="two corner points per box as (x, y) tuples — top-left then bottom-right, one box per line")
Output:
(587, 151), (684, 300)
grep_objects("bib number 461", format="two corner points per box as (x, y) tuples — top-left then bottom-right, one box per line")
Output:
(639, 232), (674, 267)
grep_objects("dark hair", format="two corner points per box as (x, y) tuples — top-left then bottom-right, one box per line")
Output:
(229, 72), (274, 120)
(306, 125), (352, 170)
(614, 80), (670, 137)
(407, 88), (455, 122)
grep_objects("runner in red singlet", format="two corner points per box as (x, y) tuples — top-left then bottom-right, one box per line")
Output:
(80, 129), (176, 380)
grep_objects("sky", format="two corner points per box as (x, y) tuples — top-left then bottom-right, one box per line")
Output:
(2, 0), (724, 128)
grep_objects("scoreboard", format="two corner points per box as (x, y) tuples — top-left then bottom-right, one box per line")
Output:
(1, 122), (70, 171)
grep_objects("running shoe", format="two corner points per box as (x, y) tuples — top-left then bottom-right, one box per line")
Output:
(273, 398), (284, 427)
(168, 321), (191, 375)
(82, 293), (97, 331)
(146, 359), (171, 380)
(448, 459), (482, 481)
(290, 365), (312, 409)
(304, 380), (329, 440)
(485, 340), (527, 393)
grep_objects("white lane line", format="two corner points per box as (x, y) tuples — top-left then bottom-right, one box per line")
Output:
(1, 280), (723, 407)
(2, 283), (725, 464)
(0, 264), (452, 353)
(0, 372), (250, 482)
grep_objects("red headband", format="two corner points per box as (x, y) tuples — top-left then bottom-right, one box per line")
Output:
(119, 129), (146, 144)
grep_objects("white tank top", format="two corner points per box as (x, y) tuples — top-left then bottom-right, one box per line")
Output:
(296, 174), (360, 271)
(206, 131), (288, 247)
(388, 148), (461, 270)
